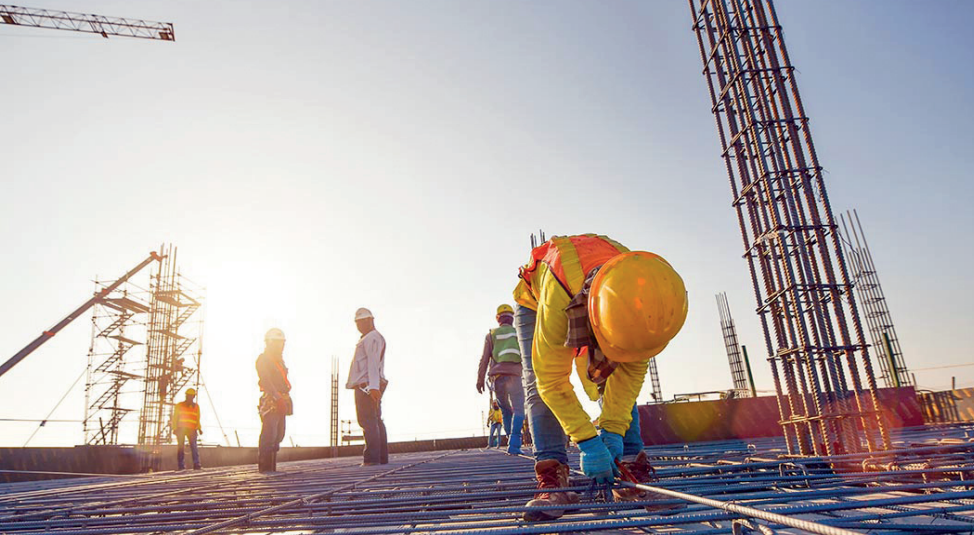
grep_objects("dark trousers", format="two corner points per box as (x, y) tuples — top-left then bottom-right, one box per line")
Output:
(176, 429), (200, 469)
(259, 409), (286, 455)
(354, 389), (388, 464)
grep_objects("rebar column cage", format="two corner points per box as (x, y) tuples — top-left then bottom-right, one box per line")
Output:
(716, 292), (751, 397)
(137, 244), (204, 448)
(689, 0), (890, 455)
(330, 357), (340, 448)
(646, 358), (663, 402)
(840, 209), (912, 389)
(83, 283), (150, 445)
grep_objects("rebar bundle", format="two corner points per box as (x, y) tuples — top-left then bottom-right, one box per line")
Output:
(689, 0), (889, 456)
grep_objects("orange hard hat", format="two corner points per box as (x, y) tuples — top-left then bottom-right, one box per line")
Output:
(588, 251), (688, 363)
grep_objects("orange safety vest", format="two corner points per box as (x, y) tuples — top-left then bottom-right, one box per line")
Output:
(518, 235), (629, 298)
(173, 401), (201, 431)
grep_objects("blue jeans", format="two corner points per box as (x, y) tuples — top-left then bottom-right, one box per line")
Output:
(598, 397), (645, 457)
(355, 389), (389, 464)
(515, 304), (645, 464)
(489, 423), (502, 447)
(515, 305), (569, 465)
(176, 429), (200, 469)
(492, 374), (525, 441)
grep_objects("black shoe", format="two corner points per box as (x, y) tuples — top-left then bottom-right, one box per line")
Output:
(258, 452), (272, 473)
(361, 461), (380, 466)
(193, 465), (202, 470)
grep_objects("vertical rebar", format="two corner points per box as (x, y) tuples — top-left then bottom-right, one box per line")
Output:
(689, 0), (890, 455)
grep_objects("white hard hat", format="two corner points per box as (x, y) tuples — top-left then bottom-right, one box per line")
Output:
(264, 328), (286, 342)
(354, 308), (374, 321)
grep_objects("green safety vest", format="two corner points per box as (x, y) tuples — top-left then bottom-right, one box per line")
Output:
(490, 325), (521, 364)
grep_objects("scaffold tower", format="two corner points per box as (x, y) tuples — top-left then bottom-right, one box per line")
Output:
(690, 0), (890, 455)
(83, 283), (150, 445)
(137, 244), (204, 448)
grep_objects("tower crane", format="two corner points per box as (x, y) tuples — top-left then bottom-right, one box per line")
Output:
(0, 4), (174, 41)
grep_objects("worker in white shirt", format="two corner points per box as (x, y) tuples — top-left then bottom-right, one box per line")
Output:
(346, 307), (389, 466)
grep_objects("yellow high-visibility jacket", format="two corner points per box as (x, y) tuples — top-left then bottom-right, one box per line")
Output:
(513, 235), (648, 443)
(487, 408), (502, 426)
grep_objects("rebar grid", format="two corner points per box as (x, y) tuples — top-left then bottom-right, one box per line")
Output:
(689, 0), (889, 457)
(2, 425), (974, 534)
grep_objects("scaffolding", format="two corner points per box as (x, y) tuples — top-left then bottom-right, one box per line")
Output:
(716, 292), (754, 397)
(137, 245), (204, 450)
(840, 209), (912, 389)
(690, 0), (889, 456)
(83, 283), (150, 445)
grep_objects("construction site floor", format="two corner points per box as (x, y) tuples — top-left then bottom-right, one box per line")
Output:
(2, 425), (974, 534)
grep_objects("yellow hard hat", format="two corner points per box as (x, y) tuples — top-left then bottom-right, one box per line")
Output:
(265, 328), (286, 342)
(588, 251), (688, 363)
(185, 388), (197, 396)
(496, 304), (514, 316)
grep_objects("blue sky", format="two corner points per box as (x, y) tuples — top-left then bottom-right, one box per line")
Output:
(1, 0), (971, 447)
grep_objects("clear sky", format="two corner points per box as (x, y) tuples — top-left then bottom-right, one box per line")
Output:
(2, 1), (972, 447)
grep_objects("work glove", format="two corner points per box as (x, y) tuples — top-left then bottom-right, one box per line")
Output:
(578, 436), (618, 485)
(599, 430), (624, 464)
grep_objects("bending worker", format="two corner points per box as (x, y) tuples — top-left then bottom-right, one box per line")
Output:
(256, 328), (292, 474)
(172, 387), (202, 470)
(476, 304), (525, 454)
(513, 234), (688, 520)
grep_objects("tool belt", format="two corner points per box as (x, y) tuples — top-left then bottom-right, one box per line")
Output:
(258, 392), (293, 417)
(356, 378), (389, 394)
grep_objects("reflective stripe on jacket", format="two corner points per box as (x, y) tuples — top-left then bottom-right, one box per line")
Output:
(512, 234), (647, 443)
(490, 325), (521, 363)
(173, 401), (201, 431)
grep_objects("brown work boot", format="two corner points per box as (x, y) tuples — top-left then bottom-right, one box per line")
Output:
(523, 460), (580, 521)
(614, 451), (684, 512)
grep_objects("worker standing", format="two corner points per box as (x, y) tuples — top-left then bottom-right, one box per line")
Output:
(256, 328), (292, 474)
(513, 234), (688, 521)
(476, 304), (526, 454)
(487, 400), (503, 447)
(172, 388), (203, 470)
(346, 308), (389, 466)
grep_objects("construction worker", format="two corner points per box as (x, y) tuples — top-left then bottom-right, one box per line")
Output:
(487, 400), (503, 447)
(513, 234), (688, 521)
(346, 307), (389, 466)
(257, 327), (292, 474)
(476, 304), (526, 454)
(172, 388), (202, 470)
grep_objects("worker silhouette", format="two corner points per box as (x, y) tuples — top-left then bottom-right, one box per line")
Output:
(256, 328), (292, 474)
(172, 388), (202, 470)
